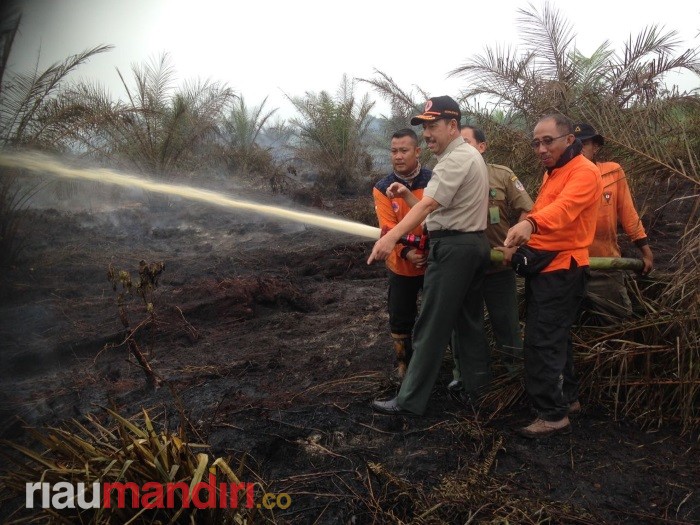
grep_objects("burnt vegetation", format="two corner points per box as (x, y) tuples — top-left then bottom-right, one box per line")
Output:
(0, 2), (699, 524)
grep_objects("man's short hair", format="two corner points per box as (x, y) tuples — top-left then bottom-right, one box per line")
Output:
(463, 125), (486, 143)
(392, 128), (419, 145)
(540, 113), (575, 134)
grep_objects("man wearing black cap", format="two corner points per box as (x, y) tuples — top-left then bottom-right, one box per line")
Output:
(574, 122), (654, 320)
(367, 95), (491, 416)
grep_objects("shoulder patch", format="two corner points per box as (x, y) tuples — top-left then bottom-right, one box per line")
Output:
(512, 177), (525, 192)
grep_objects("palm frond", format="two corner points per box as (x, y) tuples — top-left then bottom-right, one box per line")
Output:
(357, 68), (425, 119)
(451, 44), (538, 115)
(0, 44), (113, 147)
(516, 1), (576, 82)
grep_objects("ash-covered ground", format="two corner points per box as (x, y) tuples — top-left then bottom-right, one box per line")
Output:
(0, 183), (697, 524)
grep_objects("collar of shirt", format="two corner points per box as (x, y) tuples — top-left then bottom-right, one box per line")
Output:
(548, 139), (583, 172)
(393, 162), (422, 186)
(437, 136), (465, 161)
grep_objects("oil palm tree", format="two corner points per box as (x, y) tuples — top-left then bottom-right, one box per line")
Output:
(445, 2), (699, 184)
(287, 75), (375, 192)
(0, 9), (112, 266)
(221, 95), (278, 174)
(450, 1), (700, 135)
(62, 53), (235, 178)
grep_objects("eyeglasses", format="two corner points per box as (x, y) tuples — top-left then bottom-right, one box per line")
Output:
(530, 134), (569, 149)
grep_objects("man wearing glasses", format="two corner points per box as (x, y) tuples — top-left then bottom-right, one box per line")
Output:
(503, 114), (602, 438)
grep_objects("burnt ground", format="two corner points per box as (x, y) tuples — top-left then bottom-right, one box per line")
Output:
(0, 185), (697, 524)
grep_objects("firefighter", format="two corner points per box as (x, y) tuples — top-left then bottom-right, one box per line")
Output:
(504, 114), (602, 437)
(372, 128), (432, 378)
(574, 122), (654, 322)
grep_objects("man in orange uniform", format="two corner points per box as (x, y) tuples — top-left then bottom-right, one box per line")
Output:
(504, 114), (602, 438)
(373, 128), (432, 378)
(574, 123), (654, 320)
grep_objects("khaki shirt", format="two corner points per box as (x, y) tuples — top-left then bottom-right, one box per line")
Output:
(485, 164), (534, 248)
(424, 137), (489, 232)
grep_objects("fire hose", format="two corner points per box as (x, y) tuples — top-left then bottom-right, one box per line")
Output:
(381, 227), (644, 272)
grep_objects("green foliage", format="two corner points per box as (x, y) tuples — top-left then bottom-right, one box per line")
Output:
(358, 70), (436, 168)
(221, 95), (279, 176)
(0, 11), (111, 267)
(60, 53), (235, 179)
(359, 69), (428, 142)
(287, 75), (375, 193)
(450, 1), (700, 189)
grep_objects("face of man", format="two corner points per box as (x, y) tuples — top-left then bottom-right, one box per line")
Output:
(460, 128), (487, 153)
(390, 135), (420, 175)
(422, 118), (458, 156)
(580, 139), (601, 162)
(532, 117), (574, 169)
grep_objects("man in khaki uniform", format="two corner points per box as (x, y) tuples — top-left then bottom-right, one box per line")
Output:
(450, 126), (534, 400)
(368, 96), (490, 417)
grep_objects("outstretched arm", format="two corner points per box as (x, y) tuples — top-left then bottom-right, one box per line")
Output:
(367, 196), (440, 264)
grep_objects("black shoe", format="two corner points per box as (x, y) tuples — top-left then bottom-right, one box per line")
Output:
(371, 397), (417, 416)
(448, 386), (478, 406)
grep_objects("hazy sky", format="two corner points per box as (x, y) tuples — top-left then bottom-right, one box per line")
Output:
(7, 0), (700, 119)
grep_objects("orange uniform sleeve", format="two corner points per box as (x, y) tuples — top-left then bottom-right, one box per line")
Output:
(373, 187), (404, 260)
(615, 169), (647, 242)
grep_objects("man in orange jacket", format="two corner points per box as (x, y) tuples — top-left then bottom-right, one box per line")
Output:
(373, 128), (432, 378)
(504, 114), (602, 438)
(574, 123), (654, 321)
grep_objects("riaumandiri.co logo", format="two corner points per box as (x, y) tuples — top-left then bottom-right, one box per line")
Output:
(26, 475), (291, 510)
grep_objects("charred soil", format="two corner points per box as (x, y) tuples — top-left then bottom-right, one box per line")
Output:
(0, 191), (697, 524)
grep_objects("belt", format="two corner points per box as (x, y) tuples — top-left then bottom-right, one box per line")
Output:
(429, 229), (484, 238)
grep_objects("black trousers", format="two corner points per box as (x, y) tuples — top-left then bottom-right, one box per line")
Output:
(524, 263), (588, 421)
(387, 270), (424, 334)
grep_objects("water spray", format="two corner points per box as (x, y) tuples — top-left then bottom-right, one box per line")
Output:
(0, 151), (382, 240)
(0, 150), (643, 271)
